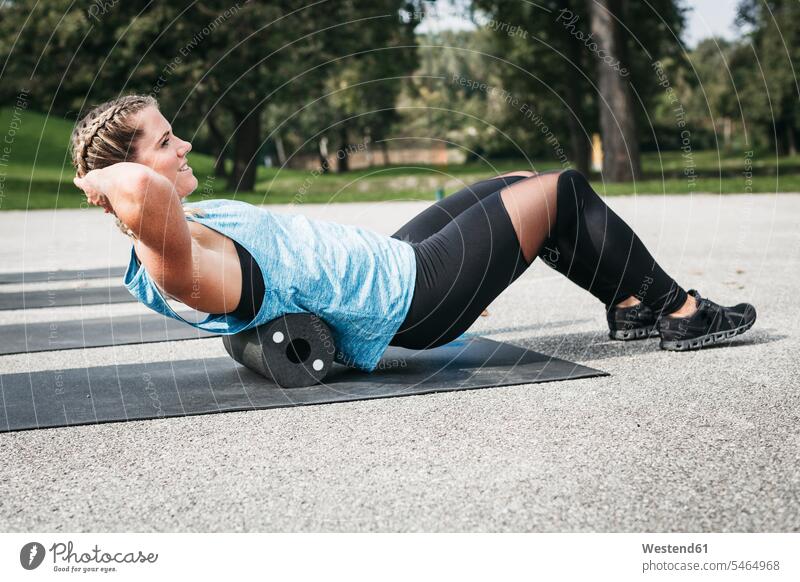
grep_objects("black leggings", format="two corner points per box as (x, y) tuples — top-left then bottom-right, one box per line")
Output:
(389, 169), (687, 350)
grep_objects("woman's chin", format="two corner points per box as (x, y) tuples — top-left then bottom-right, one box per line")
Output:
(179, 175), (199, 198)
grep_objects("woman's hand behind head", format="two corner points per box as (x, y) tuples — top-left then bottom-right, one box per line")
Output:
(73, 162), (157, 213)
(74, 171), (115, 214)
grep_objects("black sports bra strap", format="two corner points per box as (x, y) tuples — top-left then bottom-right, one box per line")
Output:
(226, 239), (265, 321)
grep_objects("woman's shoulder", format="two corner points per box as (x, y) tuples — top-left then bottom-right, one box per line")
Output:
(183, 198), (255, 212)
(182, 198), (269, 222)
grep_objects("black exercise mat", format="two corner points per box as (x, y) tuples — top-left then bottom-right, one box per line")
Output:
(0, 285), (135, 310)
(0, 337), (606, 432)
(0, 313), (217, 355)
(0, 266), (126, 284)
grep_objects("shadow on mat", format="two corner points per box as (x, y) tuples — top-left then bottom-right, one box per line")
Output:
(508, 328), (785, 363)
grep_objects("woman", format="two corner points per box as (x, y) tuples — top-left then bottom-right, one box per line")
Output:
(71, 95), (756, 371)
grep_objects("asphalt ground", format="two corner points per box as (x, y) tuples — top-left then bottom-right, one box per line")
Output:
(0, 193), (797, 532)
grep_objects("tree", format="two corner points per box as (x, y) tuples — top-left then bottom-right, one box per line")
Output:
(736, 0), (800, 155)
(589, 0), (641, 181)
(0, 1), (421, 190)
(471, 0), (686, 178)
(472, 0), (595, 173)
(0, 0), (155, 116)
(136, 1), (344, 191)
(301, 0), (423, 173)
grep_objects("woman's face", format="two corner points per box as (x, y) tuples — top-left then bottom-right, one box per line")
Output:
(132, 105), (197, 198)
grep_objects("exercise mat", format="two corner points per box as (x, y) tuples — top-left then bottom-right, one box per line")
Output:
(0, 336), (606, 432)
(0, 285), (135, 310)
(0, 313), (216, 355)
(0, 266), (126, 284)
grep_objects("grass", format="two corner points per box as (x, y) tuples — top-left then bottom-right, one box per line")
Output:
(1, 106), (798, 211)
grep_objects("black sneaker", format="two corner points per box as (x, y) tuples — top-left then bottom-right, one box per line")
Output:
(607, 302), (660, 340)
(658, 290), (757, 351)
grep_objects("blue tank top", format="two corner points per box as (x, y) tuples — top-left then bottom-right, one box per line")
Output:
(123, 199), (417, 372)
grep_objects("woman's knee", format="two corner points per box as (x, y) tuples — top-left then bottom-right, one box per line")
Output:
(555, 169), (596, 203)
(557, 169), (591, 192)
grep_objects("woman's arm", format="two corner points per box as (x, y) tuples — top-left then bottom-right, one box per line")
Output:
(74, 163), (194, 299)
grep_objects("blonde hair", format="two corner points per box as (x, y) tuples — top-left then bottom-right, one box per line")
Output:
(70, 94), (202, 238)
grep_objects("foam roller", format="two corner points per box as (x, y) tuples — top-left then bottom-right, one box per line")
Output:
(222, 314), (336, 388)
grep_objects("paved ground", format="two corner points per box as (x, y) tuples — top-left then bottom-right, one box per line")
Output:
(0, 193), (798, 532)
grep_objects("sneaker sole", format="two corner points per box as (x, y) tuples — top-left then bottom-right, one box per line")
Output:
(609, 326), (660, 341)
(659, 319), (756, 351)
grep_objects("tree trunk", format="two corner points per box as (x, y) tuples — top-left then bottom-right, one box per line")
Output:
(589, 0), (641, 182)
(336, 126), (349, 173)
(380, 140), (390, 166)
(319, 136), (330, 173)
(206, 114), (228, 179)
(566, 111), (591, 176)
(563, 8), (591, 176)
(274, 133), (287, 166)
(229, 107), (261, 192)
(723, 117), (733, 151)
(787, 122), (797, 156)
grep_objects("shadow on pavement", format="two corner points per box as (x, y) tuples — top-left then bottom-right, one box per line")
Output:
(507, 328), (786, 363)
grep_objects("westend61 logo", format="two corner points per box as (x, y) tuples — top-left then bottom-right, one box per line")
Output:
(19, 540), (158, 573)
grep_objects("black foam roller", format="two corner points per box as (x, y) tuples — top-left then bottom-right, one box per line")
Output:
(222, 314), (336, 388)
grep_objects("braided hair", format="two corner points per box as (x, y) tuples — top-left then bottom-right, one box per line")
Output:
(70, 94), (202, 238)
